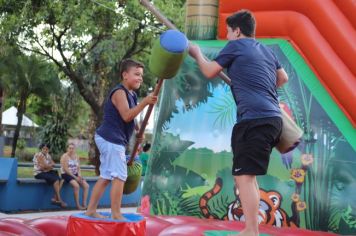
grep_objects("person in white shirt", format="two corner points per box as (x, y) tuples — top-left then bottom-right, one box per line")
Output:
(60, 143), (89, 210)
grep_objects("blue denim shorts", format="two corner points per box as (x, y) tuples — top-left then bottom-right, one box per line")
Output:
(95, 134), (127, 181)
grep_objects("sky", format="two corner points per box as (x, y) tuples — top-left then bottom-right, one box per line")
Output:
(165, 84), (235, 153)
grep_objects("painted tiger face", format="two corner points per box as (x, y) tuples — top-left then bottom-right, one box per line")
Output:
(199, 177), (297, 228)
(227, 189), (291, 228)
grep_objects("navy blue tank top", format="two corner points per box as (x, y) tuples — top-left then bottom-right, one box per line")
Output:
(96, 84), (137, 145)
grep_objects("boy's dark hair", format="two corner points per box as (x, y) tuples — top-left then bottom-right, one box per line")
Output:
(143, 143), (151, 152)
(119, 58), (144, 79)
(226, 10), (256, 37)
(39, 143), (50, 150)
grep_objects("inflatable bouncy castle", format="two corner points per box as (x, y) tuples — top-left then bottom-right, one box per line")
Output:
(1, 1), (355, 235)
(141, 0), (356, 235)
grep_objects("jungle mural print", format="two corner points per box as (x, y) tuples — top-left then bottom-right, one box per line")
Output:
(141, 41), (356, 235)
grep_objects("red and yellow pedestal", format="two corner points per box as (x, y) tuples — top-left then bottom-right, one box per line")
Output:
(66, 212), (145, 236)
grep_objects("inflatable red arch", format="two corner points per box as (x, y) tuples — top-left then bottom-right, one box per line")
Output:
(217, 0), (356, 127)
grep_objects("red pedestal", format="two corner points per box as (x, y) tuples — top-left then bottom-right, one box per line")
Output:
(66, 212), (145, 236)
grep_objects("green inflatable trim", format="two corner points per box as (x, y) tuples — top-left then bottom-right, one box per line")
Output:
(149, 38), (187, 79)
(194, 39), (356, 151)
(204, 230), (271, 236)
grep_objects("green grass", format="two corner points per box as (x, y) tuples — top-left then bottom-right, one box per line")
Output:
(17, 167), (96, 178)
(17, 167), (34, 178)
(3, 145), (89, 158)
(76, 149), (89, 159)
(3, 146), (94, 178)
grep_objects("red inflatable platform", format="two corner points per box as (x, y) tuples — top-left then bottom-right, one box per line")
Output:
(66, 212), (145, 236)
(0, 214), (338, 236)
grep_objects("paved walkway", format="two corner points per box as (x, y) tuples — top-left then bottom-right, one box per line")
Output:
(0, 207), (137, 219)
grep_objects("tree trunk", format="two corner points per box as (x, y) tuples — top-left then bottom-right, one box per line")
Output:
(0, 87), (3, 135)
(0, 87), (4, 156)
(11, 94), (27, 157)
(87, 70), (106, 174)
(88, 111), (101, 175)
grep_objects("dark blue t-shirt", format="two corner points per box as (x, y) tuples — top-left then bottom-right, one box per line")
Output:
(96, 84), (137, 145)
(215, 38), (281, 122)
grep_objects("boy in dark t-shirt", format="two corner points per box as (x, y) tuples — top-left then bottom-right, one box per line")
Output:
(189, 10), (288, 236)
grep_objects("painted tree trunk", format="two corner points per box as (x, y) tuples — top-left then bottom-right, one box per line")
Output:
(185, 0), (219, 40)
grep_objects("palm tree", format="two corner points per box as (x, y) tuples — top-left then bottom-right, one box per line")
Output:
(0, 48), (60, 157)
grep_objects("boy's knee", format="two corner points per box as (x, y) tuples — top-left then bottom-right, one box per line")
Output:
(99, 178), (111, 186)
(234, 175), (256, 186)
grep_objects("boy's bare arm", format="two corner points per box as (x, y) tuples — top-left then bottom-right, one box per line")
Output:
(276, 68), (288, 88)
(112, 90), (157, 123)
(195, 57), (222, 79)
(189, 44), (223, 79)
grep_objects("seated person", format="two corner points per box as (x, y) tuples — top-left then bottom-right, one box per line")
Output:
(33, 143), (67, 208)
(60, 143), (89, 210)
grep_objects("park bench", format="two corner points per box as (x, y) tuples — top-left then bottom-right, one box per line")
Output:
(16, 162), (97, 184)
(0, 158), (141, 212)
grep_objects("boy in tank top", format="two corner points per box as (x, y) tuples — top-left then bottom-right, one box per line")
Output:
(85, 59), (157, 220)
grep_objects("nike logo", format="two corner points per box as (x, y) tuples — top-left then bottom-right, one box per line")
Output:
(235, 168), (242, 172)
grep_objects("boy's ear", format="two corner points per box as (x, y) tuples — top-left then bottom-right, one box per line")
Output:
(122, 71), (127, 80)
(234, 27), (241, 38)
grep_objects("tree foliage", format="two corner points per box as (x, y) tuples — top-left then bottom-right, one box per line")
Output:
(39, 83), (86, 159)
(40, 113), (69, 161)
(0, 0), (186, 159)
(1, 0), (185, 109)
(0, 46), (61, 156)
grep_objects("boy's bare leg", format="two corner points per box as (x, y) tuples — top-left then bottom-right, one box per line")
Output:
(254, 178), (260, 204)
(234, 175), (259, 236)
(85, 178), (110, 218)
(110, 178), (125, 220)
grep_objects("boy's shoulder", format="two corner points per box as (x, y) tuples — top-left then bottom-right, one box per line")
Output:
(111, 84), (137, 98)
(225, 38), (260, 51)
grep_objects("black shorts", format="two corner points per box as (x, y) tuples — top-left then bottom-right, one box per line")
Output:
(231, 116), (282, 176)
(61, 173), (78, 183)
(35, 170), (61, 185)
